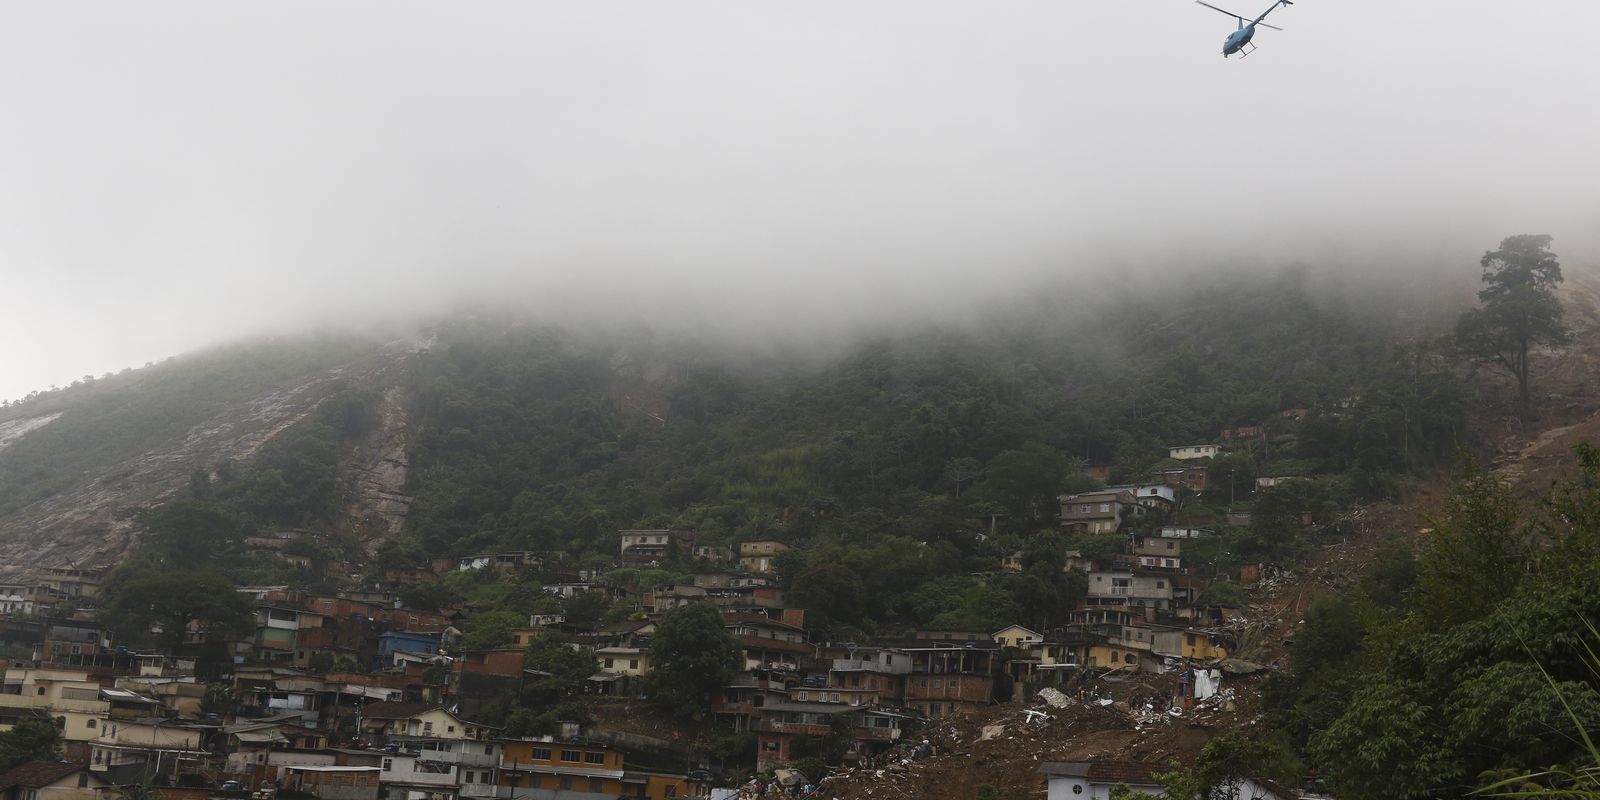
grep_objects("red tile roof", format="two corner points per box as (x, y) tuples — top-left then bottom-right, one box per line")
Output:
(0, 762), (89, 790)
(1085, 760), (1162, 786)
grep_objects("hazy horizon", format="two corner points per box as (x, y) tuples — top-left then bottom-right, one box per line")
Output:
(5, 1), (1598, 401)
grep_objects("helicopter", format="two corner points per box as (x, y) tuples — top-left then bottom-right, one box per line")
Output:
(1195, 0), (1293, 57)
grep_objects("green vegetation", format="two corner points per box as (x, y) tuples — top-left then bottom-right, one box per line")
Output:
(644, 602), (742, 721)
(0, 717), (64, 773)
(0, 336), (374, 518)
(1455, 234), (1569, 420)
(1266, 446), (1600, 799)
(381, 268), (1467, 638)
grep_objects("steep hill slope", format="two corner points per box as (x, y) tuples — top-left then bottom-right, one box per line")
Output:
(0, 335), (419, 577)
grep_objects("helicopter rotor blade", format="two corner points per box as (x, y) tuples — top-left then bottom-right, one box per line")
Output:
(1193, 0), (1247, 22)
(1255, 20), (1283, 30)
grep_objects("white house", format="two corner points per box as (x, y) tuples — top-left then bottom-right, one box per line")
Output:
(1041, 760), (1294, 800)
(1168, 444), (1220, 460)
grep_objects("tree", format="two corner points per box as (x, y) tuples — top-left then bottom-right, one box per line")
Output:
(1416, 465), (1532, 627)
(522, 636), (597, 707)
(644, 602), (741, 721)
(0, 717), (63, 773)
(100, 571), (254, 655)
(1455, 234), (1569, 419)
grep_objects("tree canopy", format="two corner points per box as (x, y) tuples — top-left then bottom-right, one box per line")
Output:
(644, 602), (742, 721)
(1455, 234), (1569, 418)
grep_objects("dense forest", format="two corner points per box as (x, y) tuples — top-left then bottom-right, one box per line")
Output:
(8, 266), (1474, 638)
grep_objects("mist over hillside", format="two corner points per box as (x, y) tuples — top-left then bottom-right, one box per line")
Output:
(0, 261), (1482, 580)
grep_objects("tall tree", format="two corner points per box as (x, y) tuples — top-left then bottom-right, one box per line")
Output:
(0, 717), (64, 772)
(1455, 234), (1569, 419)
(100, 571), (255, 655)
(644, 602), (742, 721)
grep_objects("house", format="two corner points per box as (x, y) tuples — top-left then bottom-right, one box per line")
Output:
(456, 552), (540, 572)
(690, 544), (733, 564)
(724, 613), (810, 672)
(827, 647), (911, 704)
(0, 584), (38, 616)
(754, 701), (856, 769)
(1041, 760), (1295, 800)
(1255, 476), (1306, 491)
(999, 552), (1024, 573)
(991, 625), (1043, 649)
(1040, 760), (1163, 799)
(737, 541), (789, 574)
(618, 530), (694, 565)
(497, 738), (627, 799)
(1103, 484), (1178, 512)
(376, 631), (441, 671)
(898, 640), (1000, 718)
(0, 761), (109, 800)
(594, 647), (648, 677)
(1084, 571), (1175, 613)
(1158, 525), (1214, 539)
(1167, 444), (1220, 461)
(1150, 466), (1208, 493)
(1220, 425), (1264, 441)
(1058, 491), (1143, 533)
(1082, 464), (1114, 484)
(1280, 407), (1310, 420)
(279, 765), (382, 800)
(37, 567), (105, 602)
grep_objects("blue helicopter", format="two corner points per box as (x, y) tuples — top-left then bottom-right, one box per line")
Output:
(1195, 0), (1293, 57)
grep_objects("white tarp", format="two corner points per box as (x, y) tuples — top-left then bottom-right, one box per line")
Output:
(1194, 668), (1222, 701)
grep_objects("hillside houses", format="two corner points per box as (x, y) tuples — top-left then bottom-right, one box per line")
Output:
(0, 482), (1254, 796)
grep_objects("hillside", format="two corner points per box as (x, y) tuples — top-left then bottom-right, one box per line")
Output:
(0, 267), (1481, 582)
(0, 335), (418, 577)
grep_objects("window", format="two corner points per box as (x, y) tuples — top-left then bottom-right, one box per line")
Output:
(560, 750), (581, 763)
(629, 659), (639, 669)
(585, 752), (606, 765)
(36, 686), (45, 695)
(86, 719), (96, 728)
(931, 679), (942, 689)
(381, 759), (393, 771)
(1072, 784), (1084, 795)
(604, 658), (614, 669)
(1099, 504), (1111, 513)
(1079, 505), (1090, 514)
(447, 725), (455, 733)
(1156, 580), (1166, 589)
(423, 722), (433, 733)
(948, 680), (958, 691)
(530, 747), (552, 760)
(464, 772), (474, 784)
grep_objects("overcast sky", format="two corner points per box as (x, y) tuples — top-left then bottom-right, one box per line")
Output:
(3, 1), (1598, 400)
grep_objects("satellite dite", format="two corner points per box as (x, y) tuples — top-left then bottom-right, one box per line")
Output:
(1195, 0), (1293, 57)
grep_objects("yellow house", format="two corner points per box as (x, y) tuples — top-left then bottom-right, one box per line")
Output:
(620, 770), (695, 800)
(0, 667), (109, 741)
(594, 647), (649, 677)
(991, 625), (1044, 650)
(498, 739), (626, 797)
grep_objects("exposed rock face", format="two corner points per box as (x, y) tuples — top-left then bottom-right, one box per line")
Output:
(0, 347), (417, 579)
(335, 384), (414, 552)
(0, 413), (63, 452)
